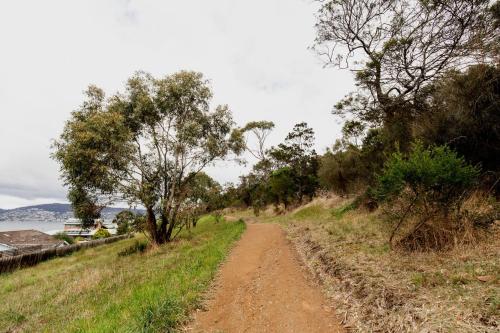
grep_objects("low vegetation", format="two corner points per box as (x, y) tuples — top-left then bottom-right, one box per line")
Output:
(53, 232), (75, 244)
(92, 228), (111, 240)
(232, 198), (499, 332)
(0, 217), (245, 332)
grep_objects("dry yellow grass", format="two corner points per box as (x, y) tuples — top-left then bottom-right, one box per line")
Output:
(233, 196), (500, 332)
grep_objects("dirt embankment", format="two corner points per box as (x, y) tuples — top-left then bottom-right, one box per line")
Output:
(189, 223), (344, 333)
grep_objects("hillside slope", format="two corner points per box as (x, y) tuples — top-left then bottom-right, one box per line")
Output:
(231, 197), (499, 332)
(0, 217), (245, 332)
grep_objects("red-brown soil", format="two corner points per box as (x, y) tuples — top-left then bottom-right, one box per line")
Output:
(189, 223), (344, 333)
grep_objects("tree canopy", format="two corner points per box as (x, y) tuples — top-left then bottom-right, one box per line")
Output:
(314, 0), (496, 125)
(54, 71), (244, 244)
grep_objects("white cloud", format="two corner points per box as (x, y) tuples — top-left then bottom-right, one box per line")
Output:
(0, 0), (354, 208)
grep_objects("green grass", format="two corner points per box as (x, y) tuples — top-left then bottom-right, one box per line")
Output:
(0, 218), (245, 333)
(330, 201), (357, 220)
(292, 204), (327, 220)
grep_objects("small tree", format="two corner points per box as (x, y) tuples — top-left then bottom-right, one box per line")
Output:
(268, 122), (319, 203)
(113, 210), (136, 235)
(375, 142), (480, 250)
(240, 121), (275, 162)
(268, 167), (297, 210)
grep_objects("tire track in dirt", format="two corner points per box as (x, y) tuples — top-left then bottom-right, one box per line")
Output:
(189, 223), (344, 333)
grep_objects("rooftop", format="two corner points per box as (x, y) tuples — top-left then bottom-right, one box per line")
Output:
(0, 229), (65, 249)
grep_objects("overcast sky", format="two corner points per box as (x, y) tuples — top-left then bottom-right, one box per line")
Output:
(0, 0), (353, 209)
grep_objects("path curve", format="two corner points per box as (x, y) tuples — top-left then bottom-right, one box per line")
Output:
(190, 223), (344, 333)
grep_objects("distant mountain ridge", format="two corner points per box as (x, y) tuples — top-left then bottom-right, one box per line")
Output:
(0, 203), (143, 222)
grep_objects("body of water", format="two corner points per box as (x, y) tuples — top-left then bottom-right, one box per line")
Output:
(0, 221), (64, 233)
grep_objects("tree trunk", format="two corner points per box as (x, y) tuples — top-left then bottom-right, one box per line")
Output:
(146, 207), (162, 245)
(158, 214), (169, 243)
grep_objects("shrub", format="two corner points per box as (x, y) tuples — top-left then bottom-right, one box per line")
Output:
(375, 142), (481, 250)
(53, 232), (74, 244)
(92, 228), (111, 240)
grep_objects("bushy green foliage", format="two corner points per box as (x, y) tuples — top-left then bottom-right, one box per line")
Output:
(53, 71), (244, 245)
(319, 145), (364, 194)
(92, 228), (111, 240)
(53, 232), (74, 244)
(267, 122), (319, 204)
(268, 167), (297, 209)
(375, 143), (481, 249)
(375, 143), (480, 205)
(232, 122), (320, 211)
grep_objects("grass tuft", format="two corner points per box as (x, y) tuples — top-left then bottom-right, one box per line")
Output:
(330, 201), (357, 220)
(118, 240), (149, 257)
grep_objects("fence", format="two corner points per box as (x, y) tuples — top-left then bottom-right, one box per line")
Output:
(0, 234), (133, 274)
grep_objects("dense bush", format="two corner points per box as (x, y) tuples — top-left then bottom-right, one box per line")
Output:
(319, 146), (365, 195)
(375, 143), (481, 250)
(414, 64), (500, 178)
(92, 229), (111, 240)
(268, 167), (298, 209)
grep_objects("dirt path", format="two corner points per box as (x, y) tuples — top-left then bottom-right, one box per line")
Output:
(189, 223), (344, 333)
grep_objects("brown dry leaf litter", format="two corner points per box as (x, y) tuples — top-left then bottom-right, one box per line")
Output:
(189, 223), (344, 333)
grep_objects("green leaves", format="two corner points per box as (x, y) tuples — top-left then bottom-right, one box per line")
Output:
(375, 142), (481, 203)
(53, 71), (240, 244)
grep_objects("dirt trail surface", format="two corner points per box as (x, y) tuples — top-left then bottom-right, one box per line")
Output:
(190, 223), (344, 333)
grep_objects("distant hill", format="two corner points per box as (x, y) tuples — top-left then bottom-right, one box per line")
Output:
(0, 203), (143, 222)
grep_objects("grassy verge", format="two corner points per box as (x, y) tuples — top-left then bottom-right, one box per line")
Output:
(0, 217), (245, 332)
(231, 197), (499, 332)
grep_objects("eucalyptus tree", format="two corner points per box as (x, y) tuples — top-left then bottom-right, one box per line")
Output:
(54, 71), (243, 244)
(240, 121), (275, 162)
(313, 0), (496, 126)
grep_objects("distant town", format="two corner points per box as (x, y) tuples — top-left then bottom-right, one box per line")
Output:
(0, 203), (141, 222)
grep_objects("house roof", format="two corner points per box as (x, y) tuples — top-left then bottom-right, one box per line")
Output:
(0, 230), (65, 248)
